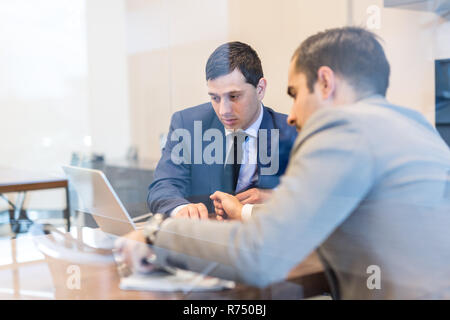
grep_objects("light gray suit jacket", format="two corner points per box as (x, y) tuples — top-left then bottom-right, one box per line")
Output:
(152, 96), (450, 299)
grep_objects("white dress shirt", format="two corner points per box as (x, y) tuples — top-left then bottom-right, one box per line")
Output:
(224, 104), (263, 193)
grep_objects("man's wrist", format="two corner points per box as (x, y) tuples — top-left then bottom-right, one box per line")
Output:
(241, 204), (254, 221)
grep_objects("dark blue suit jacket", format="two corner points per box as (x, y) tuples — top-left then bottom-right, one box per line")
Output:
(148, 102), (297, 214)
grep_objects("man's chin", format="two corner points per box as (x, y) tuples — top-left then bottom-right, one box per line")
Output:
(223, 123), (241, 130)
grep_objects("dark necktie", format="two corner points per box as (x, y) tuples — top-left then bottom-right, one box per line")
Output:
(224, 132), (247, 194)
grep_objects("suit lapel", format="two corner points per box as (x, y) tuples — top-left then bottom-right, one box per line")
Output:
(256, 106), (275, 186)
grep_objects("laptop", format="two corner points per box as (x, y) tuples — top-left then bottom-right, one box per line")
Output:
(62, 165), (235, 292)
(62, 165), (153, 236)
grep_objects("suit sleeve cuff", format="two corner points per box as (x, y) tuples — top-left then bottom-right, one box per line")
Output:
(241, 204), (254, 221)
(170, 204), (188, 217)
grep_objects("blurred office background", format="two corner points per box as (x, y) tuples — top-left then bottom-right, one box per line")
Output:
(0, 0), (449, 225)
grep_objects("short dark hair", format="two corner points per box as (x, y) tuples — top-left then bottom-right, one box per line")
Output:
(292, 27), (390, 97)
(205, 41), (264, 87)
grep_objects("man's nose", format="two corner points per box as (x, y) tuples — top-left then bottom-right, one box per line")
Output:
(287, 112), (296, 126)
(219, 99), (233, 116)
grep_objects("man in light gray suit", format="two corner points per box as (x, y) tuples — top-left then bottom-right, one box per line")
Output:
(116, 27), (450, 299)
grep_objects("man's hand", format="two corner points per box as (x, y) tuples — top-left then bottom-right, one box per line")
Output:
(210, 191), (243, 221)
(236, 188), (272, 204)
(175, 203), (209, 219)
(114, 230), (156, 274)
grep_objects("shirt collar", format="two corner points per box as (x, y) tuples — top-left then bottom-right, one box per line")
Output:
(357, 94), (387, 105)
(225, 104), (264, 138)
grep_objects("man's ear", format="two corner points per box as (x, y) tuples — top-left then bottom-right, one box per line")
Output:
(256, 77), (267, 100)
(316, 66), (335, 100)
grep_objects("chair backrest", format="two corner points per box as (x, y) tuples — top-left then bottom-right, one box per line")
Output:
(316, 248), (340, 300)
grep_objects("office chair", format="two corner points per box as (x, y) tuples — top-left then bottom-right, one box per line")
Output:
(316, 248), (341, 300)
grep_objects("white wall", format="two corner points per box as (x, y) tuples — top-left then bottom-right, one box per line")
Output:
(0, 0), (89, 209)
(86, 0), (131, 159)
(126, 0), (229, 160)
(0, 0), (134, 210)
(0, 0), (89, 172)
(227, 0), (349, 115)
(352, 0), (438, 124)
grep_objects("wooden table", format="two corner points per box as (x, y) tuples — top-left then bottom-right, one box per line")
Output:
(0, 225), (329, 300)
(0, 167), (71, 233)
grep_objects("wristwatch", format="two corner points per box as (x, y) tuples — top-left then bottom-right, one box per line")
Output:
(142, 213), (166, 245)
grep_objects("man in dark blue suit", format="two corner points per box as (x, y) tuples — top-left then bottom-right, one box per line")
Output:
(148, 42), (297, 219)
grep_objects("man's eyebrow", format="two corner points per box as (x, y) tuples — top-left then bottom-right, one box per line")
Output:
(228, 90), (243, 94)
(287, 87), (296, 97)
(208, 90), (244, 96)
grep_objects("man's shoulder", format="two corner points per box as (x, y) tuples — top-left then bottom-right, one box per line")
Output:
(297, 97), (434, 145)
(298, 106), (364, 142)
(263, 106), (288, 123)
(262, 106), (297, 138)
(174, 102), (215, 122)
(168, 103), (216, 131)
